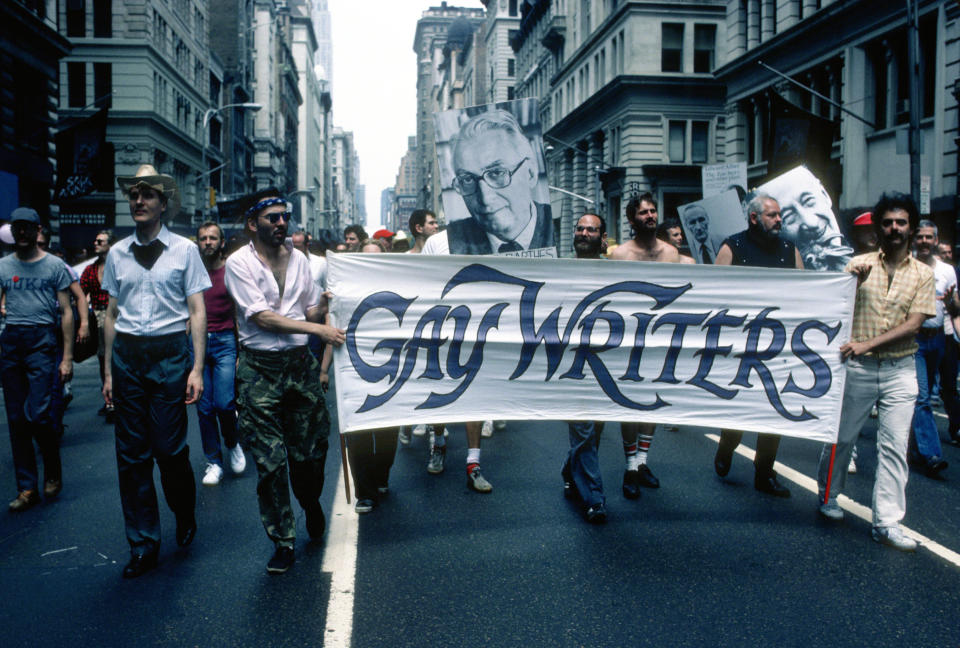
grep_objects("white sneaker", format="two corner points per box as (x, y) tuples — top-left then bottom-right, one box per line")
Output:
(228, 445), (246, 474)
(847, 457), (857, 474)
(493, 420), (507, 431)
(202, 463), (223, 486)
(872, 525), (918, 552)
(412, 424), (427, 436)
(398, 427), (411, 445)
(481, 420), (493, 437)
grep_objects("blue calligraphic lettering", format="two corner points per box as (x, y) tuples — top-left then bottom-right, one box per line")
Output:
(782, 320), (840, 398)
(688, 309), (745, 399)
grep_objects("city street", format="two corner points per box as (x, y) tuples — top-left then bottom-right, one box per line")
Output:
(1, 358), (959, 647)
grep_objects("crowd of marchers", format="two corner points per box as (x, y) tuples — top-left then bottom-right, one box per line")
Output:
(0, 161), (951, 583)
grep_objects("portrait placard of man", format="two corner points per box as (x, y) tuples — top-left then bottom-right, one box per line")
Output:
(434, 99), (556, 257)
(758, 165), (853, 271)
(677, 189), (744, 265)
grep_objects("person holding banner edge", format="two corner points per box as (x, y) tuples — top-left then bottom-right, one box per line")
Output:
(712, 193), (803, 497)
(816, 192), (934, 552)
(225, 187), (346, 574)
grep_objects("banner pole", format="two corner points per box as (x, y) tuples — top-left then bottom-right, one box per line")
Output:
(339, 433), (351, 505)
(823, 443), (837, 504)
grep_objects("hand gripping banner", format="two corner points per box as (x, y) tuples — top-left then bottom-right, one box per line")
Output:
(328, 254), (855, 442)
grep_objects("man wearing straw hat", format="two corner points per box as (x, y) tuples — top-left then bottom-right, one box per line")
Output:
(103, 164), (211, 578)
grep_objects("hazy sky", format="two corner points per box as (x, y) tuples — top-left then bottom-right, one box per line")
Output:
(328, 0), (484, 230)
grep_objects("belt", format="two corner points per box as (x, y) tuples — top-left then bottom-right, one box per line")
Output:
(116, 331), (187, 342)
(240, 344), (308, 358)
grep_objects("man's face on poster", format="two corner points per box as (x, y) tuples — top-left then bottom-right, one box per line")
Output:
(453, 129), (537, 242)
(763, 169), (852, 270)
(683, 206), (709, 244)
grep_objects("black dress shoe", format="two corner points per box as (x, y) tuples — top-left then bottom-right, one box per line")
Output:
(584, 503), (607, 524)
(266, 546), (295, 574)
(714, 448), (732, 477)
(754, 473), (791, 498)
(122, 551), (158, 578)
(176, 516), (197, 547)
(637, 464), (660, 489)
(622, 469), (641, 499)
(306, 504), (326, 539)
(922, 457), (948, 477)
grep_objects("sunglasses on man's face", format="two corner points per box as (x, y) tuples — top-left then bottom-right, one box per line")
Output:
(263, 210), (292, 224)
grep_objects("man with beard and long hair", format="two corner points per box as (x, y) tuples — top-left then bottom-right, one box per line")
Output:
(816, 192), (934, 552)
(194, 222), (245, 486)
(609, 193), (682, 499)
(225, 188), (345, 574)
(712, 193), (803, 498)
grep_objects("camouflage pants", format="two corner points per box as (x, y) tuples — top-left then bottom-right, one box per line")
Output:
(236, 345), (329, 548)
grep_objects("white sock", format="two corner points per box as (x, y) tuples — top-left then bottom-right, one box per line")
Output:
(466, 448), (481, 465)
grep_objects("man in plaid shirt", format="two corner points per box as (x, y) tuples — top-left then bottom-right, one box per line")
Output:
(816, 192), (935, 552)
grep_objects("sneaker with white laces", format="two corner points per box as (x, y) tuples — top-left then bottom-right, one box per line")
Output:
(228, 445), (246, 474)
(872, 525), (918, 552)
(467, 465), (493, 493)
(847, 457), (857, 474)
(427, 445), (446, 474)
(412, 424), (427, 437)
(481, 420), (493, 437)
(818, 500), (844, 521)
(202, 463), (224, 486)
(398, 427), (411, 445)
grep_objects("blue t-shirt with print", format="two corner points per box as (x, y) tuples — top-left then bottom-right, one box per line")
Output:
(0, 253), (72, 326)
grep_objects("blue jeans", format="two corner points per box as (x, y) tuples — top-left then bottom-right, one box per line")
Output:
(0, 325), (61, 492)
(196, 330), (239, 466)
(939, 333), (960, 439)
(564, 421), (605, 507)
(910, 330), (945, 461)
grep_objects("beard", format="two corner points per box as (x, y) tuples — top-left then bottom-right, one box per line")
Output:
(574, 236), (602, 257)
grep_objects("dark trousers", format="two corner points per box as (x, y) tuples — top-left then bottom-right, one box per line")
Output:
(0, 325), (61, 492)
(939, 333), (960, 440)
(717, 429), (781, 477)
(236, 346), (329, 549)
(112, 332), (196, 552)
(563, 421), (605, 507)
(346, 428), (398, 500)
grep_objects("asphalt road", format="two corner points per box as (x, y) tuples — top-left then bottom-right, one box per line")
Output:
(1, 359), (958, 647)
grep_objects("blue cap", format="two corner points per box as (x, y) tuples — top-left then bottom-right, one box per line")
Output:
(9, 207), (40, 224)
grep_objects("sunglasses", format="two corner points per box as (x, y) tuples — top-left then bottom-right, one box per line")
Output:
(263, 211), (292, 224)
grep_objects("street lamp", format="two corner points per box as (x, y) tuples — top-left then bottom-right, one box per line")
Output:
(199, 103), (262, 224)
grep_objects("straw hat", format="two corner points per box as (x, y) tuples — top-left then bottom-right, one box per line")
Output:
(117, 164), (180, 217)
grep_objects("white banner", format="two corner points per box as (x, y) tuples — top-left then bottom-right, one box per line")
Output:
(328, 254), (856, 443)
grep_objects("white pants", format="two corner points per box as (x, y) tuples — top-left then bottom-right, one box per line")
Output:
(817, 355), (917, 527)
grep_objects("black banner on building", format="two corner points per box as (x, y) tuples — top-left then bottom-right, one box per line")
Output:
(55, 108), (112, 201)
(767, 92), (837, 183)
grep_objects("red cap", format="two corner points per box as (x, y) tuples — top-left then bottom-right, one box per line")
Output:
(372, 229), (395, 239)
(852, 212), (873, 227)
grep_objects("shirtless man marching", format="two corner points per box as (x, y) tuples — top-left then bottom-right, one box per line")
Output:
(609, 192), (687, 497)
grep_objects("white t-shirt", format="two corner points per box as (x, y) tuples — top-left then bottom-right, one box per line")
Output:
(421, 230), (449, 256)
(307, 253), (328, 292)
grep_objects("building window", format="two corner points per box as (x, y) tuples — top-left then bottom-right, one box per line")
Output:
(692, 121), (709, 163)
(668, 121), (685, 162)
(867, 13), (937, 130)
(694, 24), (716, 73)
(93, 62), (112, 107)
(662, 24), (684, 73)
(67, 0), (85, 37)
(581, 0), (591, 39)
(509, 0), (518, 16)
(93, 0), (112, 37)
(68, 62), (86, 108)
(507, 86), (515, 100)
(508, 58), (515, 77)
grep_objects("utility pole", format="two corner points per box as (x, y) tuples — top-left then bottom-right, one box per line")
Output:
(906, 0), (922, 206)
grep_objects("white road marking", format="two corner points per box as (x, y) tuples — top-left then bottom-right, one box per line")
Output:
(321, 468), (358, 648)
(40, 546), (77, 557)
(704, 433), (960, 568)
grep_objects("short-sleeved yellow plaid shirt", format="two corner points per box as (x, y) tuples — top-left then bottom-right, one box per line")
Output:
(846, 250), (936, 359)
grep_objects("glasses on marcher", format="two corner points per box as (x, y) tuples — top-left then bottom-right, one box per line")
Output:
(264, 211), (292, 224)
(575, 225), (600, 233)
(453, 158), (529, 196)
